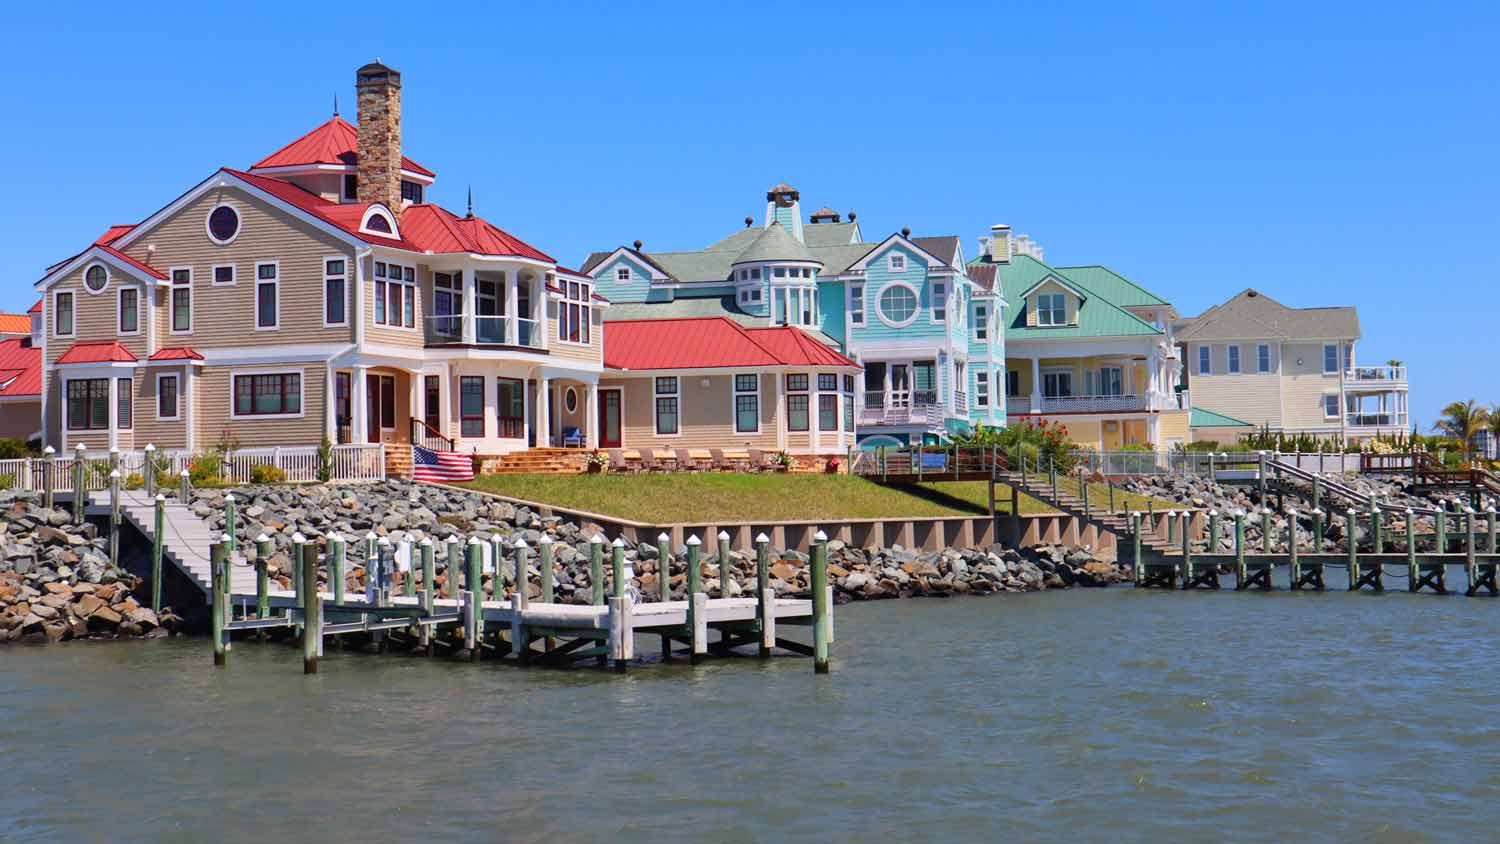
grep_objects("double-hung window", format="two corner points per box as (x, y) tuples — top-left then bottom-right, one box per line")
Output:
(157, 374), (179, 420)
(843, 375), (855, 432)
(817, 374), (839, 431)
(54, 291), (74, 337)
(560, 281), (592, 344)
(1257, 343), (1272, 373)
(734, 374), (759, 433)
(1006, 370), (1019, 397)
(931, 281), (947, 323)
(1227, 345), (1241, 374)
(171, 268), (192, 332)
(975, 371), (989, 407)
(654, 377), (679, 435)
(460, 376), (485, 437)
(255, 262), (279, 329)
(1098, 367), (1124, 396)
(433, 272), (463, 336)
(1323, 344), (1338, 374)
(324, 259), (347, 326)
(974, 302), (988, 340)
(849, 283), (864, 326)
(1323, 394), (1340, 419)
(374, 262), (417, 328)
(66, 379), (109, 430)
(786, 374), (809, 432)
(1198, 345), (1211, 375)
(1036, 293), (1065, 326)
(233, 373), (301, 417)
(118, 287), (138, 334)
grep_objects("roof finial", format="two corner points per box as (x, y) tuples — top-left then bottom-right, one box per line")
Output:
(333, 93), (339, 117)
(466, 186), (473, 218)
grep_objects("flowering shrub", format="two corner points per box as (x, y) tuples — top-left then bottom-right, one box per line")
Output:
(951, 419), (1077, 472)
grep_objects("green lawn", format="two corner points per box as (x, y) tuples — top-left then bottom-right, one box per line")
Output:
(459, 472), (1175, 524)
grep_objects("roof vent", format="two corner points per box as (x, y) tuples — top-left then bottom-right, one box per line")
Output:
(810, 206), (841, 224)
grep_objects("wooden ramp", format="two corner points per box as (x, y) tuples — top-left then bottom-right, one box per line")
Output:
(84, 489), (258, 595)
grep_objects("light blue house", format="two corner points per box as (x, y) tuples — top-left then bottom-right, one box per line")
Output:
(580, 184), (1007, 446)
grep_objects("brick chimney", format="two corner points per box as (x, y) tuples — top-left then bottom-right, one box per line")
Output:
(355, 61), (403, 218)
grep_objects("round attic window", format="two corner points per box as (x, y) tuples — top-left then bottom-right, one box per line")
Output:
(83, 264), (108, 293)
(207, 204), (240, 244)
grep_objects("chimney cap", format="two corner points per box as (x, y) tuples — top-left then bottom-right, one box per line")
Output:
(356, 60), (401, 86)
(990, 223), (1012, 232)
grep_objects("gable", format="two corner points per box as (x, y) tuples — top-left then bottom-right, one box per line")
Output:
(593, 254), (660, 304)
(1023, 279), (1080, 327)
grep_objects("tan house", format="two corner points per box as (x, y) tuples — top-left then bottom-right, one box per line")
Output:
(0, 308), (42, 442)
(1176, 288), (1408, 442)
(599, 317), (860, 458)
(32, 62), (606, 471)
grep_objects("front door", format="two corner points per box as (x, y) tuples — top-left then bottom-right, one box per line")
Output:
(367, 374), (395, 443)
(889, 364), (911, 409)
(598, 389), (622, 448)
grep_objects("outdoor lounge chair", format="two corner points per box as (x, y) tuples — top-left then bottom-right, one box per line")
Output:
(685, 449), (714, 471)
(607, 449), (635, 473)
(719, 448), (752, 472)
(651, 448), (678, 471)
(561, 427), (583, 448)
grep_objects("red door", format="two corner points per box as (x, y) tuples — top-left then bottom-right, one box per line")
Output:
(598, 389), (622, 448)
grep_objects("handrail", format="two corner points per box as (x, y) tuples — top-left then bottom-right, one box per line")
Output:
(410, 417), (454, 452)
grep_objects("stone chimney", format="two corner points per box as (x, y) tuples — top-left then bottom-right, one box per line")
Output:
(355, 61), (403, 218)
(989, 224), (1012, 264)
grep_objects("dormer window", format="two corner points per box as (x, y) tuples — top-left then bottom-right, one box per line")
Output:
(365, 214), (391, 233)
(358, 206), (399, 239)
(615, 267), (630, 282)
(1036, 292), (1066, 326)
(889, 254), (905, 272)
(400, 180), (424, 204)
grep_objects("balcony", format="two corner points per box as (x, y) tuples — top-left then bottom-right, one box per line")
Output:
(1344, 366), (1407, 387)
(426, 315), (543, 350)
(859, 391), (944, 427)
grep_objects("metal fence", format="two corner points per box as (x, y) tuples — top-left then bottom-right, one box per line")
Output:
(0, 443), (385, 492)
(1072, 450), (1363, 478)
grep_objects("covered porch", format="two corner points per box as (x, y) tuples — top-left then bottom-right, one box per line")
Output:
(423, 259), (551, 350)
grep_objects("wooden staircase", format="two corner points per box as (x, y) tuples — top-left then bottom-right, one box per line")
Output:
(483, 448), (592, 475)
(1000, 472), (1182, 560)
(87, 490), (258, 595)
(384, 442), (413, 481)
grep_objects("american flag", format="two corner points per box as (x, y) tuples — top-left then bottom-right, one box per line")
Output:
(412, 445), (475, 482)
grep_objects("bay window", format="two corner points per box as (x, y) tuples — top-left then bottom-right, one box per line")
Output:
(232, 372), (301, 417)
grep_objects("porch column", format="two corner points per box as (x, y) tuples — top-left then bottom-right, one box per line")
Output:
(537, 277), (549, 350)
(462, 272), (477, 344)
(439, 363), (452, 440)
(409, 369), (423, 432)
(506, 272), (520, 346)
(324, 367), (337, 443)
(586, 382), (599, 449)
(184, 367), (197, 452)
(351, 365), (369, 445)
(537, 376), (551, 447)
(522, 376), (532, 446)
(107, 376), (119, 451)
(775, 371), (787, 450)
(1029, 357), (1042, 413)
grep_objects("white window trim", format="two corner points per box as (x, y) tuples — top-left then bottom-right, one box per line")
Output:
(888, 253), (906, 272)
(975, 371), (989, 408)
(1035, 292), (1066, 327)
(848, 282), (865, 327)
(212, 264), (236, 287)
(62, 376), (112, 433)
(229, 367), (306, 420)
(52, 290), (76, 339)
(1197, 345), (1211, 375)
(254, 261), (281, 331)
(973, 302), (988, 341)
(653, 376), (682, 438)
(82, 262), (111, 296)
(168, 266), (194, 336)
(875, 282), (921, 328)
(1256, 343), (1272, 374)
(357, 205), (400, 240)
(615, 266), (630, 282)
(1323, 344), (1339, 375)
(156, 372), (181, 421)
(557, 280), (594, 347)
(564, 386), (579, 414)
(322, 255), (349, 328)
(116, 285), (141, 336)
(116, 377), (133, 431)
(785, 374), (811, 433)
(929, 280), (947, 325)
(1323, 393), (1340, 420)
(205, 202), (242, 246)
(732, 373), (761, 435)
(373, 261), (418, 331)
(1227, 344), (1242, 375)
(1040, 366), (1074, 398)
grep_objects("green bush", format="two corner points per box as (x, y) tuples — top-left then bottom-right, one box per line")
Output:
(250, 463), (285, 484)
(124, 473), (144, 490)
(190, 453), (222, 486)
(0, 472), (14, 489)
(951, 420), (1077, 472)
(0, 438), (29, 459)
(316, 436), (333, 482)
(1183, 440), (1222, 452)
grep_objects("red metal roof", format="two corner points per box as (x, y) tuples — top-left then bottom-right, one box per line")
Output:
(0, 338), (40, 397)
(94, 224), (135, 246)
(224, 169), (424, 251)
(398, 204), (555, 263)
(148, 346), (204, 361)
(98, 244), (168, 280)
(56, 341), (138, 365)
(28, 299), (42, 314)
(251, 115), (435, 177)
(603, 317), (857, 371)
(0, 313), (31, 334)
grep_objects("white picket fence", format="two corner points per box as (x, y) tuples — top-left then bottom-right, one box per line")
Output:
(0, 444), (385, 492)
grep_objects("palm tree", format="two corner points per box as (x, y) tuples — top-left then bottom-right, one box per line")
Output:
(1433, 399), (1488, 463)
(1487, 403), (1500, 461)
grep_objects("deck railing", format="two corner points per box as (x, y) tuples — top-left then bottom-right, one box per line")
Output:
(0, 444), (385, 491)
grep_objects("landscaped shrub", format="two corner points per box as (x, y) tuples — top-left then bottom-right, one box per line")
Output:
(0, 438), (29, 459)
(250, 463), (285, 484)
(190, 453), (222, 486)
(125, 473), (144, 490)
(0, 472), (14, 490)
(952, 420), (1076, 473)
(1183, 440), (1222, 452)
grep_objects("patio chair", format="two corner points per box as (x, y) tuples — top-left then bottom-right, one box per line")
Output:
(685, 449), (714, 471)
(720, 448), (753, 472)
(651, 448), (679, 472)
(748, 449), (770, 472)
(608, 449), (634, 473)
(561, 427), (583, 448)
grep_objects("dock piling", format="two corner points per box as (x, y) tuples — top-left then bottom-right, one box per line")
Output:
(607, 596), (633, 672)
(540, 534), (556, 604)
(466, 537), (483, 660)
(1130, 513), (1143, 584)
(108, 470), (121, 569)
(658, 532), (673, 660)
(143, 443), (156, 497)
(757, 533), (771, 656)
(301, 541), (320, 674)
(811, 530), (831, 674)
(330, 533), (346, 606)
(589, 534), (605, 606)
(151, 494), (165, 613)
(444, 537), (460, 599)
(1288, 509), (1301, 587)
(690, 592), (708, 664)
(224, 493), (237, 563)
(72, 444), (86, 524)
(211, 540), (228, 667)
(1313, 508), (1325, 553)
(419, 537), (435, 653)
(291, 532), (307, 635)
(179, 469), (190, 502)
(42, 446), (54, 510)
(611, 537), (627, 599)
(717, 530), (733, 598)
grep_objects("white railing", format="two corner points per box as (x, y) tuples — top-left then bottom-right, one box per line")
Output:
(952, 391), (968, 416)
(1345, 366), (1406, 383)
(1071, 450), (1364, 477)
(1041, 394), (1150, 413)
(1006, 396), (1031, 414)
(0, 444), (385, 491)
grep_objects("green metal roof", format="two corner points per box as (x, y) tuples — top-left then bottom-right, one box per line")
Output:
(1053, 265), (1169, 308)
(734, 222), (819, 264)
(1189, 406), (1253, 428)
(986, 255), (1163, 340)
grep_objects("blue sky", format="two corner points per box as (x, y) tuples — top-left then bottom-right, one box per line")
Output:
(3, 1), (1494, 426)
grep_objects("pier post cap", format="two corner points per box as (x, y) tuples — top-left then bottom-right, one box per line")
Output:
(256, 533), (271, 542)
(1346, 507), (1358, 515)
(180, 469), (189, 476)
(1311, 507), (1323, 516)
(418, 536), (433, 546)
(686, 535), (701, 546)
(491, 532), (507, 546)
(717, 530), (730, 541)
(155, 493), (166, 502)
(467, 535), (483, 545)
(43, 445), (54, 455)
(378, 536), (392, 546)
(291, 532), (307, 543)
(514, 538), (529, 550)
(1464, 506), (1475, 514)
(590, 533), (606, 544)
(109, 447), (119, 455)
(108, 469), (120, 479)
(325, 531), (341, 543)
(756, 532), (770, 544)
(1207, 509), (1218, 516)
(539, 534), (554, 545)
(813, 530), (828, 542)
(75, 443), (86, 452)
(657, 532), (670, 542)
(1286, 508), (1297, 517)
(612, 537), (627, 548)
(1130, 511), (1140, 518)
(365, 531), (377, 541)
(220, 533), (233, 543)
(143, 443), (156, 452)
(224, 492), (234, 502)
(1404, 508), (1414, 515)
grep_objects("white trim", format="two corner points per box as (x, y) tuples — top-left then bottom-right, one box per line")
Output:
(973, 300), (988, 341)
(229, 367), (307, 420)
(929, 279), (947, 325)
(205, 202), (242, 246)
(1034, 291), (1067, 327)
(247, 161), (435, 186)
(322, 254), (349, 328)
(564, 385), (579, 414)
(52, 289), (75, 338)
(652, 375), (682, 438)
(211, 264), (236, 287)
(82, 262), (110, 295)
(588, 248), (673, 283)
(372, 259), (418, 331)
(848, 234), (949, 271)
(888, 253), (905, 273)
(1018, 274), (1089, 302)
(847, 281), (865, 328)
(1196, 344), (1211, 375)
(254, 261), (281, 331)
(34, 246), (169, 294)
(61, 375), (117, 435)
(874, 281), (921, 328)
(731, 372), (761, 435)
(168, 266), (194, 335)
(1256, 342), (1272, 374)
(116, 285), (142, 336)
(358, 204), (402, 240)
(155, 372), (181, 421)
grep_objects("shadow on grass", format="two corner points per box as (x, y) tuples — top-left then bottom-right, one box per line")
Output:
(895, 482), (994, 516)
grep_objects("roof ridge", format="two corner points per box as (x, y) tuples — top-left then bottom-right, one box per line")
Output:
(1046, 265), (1163, 336)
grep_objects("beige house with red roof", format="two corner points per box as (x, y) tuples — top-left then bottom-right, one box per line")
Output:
(31, 62), (608, 470)
(0, 308), (41, 441)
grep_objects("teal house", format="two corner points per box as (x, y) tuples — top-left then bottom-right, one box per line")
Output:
(580, 184), (1006, 447)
